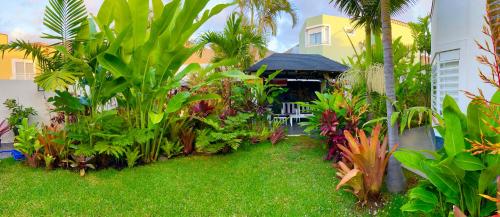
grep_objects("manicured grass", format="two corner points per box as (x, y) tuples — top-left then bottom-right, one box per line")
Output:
(0, 137), (409, 216)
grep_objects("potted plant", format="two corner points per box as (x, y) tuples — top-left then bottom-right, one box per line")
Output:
(0, 119), (10, 146)
(3, 99), (37, 136)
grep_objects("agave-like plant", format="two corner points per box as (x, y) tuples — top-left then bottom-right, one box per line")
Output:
(335, 124), (398, 202)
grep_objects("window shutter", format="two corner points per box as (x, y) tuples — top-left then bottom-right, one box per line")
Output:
(432, 50), (460, 114)
(25, 62), (34, 80)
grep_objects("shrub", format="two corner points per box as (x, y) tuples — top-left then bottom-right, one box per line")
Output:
(3, 99), (37, 131)
(13, 118), (42, 167)
(301, 91), (367, 161)
(395, 94), (499, 217)
(335, 124), (397, 203)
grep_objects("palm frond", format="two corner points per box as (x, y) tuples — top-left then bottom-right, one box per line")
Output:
(42, 0), (88, 46)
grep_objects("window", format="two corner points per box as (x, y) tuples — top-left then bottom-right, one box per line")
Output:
(432, 50), (460, 114)
(309, 32), (322, 46)
(305, 25), (330, 47)
(12, 59), (35, 80)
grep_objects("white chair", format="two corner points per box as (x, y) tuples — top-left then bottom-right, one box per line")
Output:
(289, 104), (313, 125)
(280, 102), (297, 126)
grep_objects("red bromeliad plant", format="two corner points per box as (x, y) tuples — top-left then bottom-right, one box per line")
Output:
(190, 100), (215, 118)
(320, 110), (347, 161)
(335, 124), (398, 203)
(0, 119), (10, 143)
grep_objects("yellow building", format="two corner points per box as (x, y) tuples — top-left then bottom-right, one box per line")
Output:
(0, 33), (44, 80)
(298, 15), (414, 62)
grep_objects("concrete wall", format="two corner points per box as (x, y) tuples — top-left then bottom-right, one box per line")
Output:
(0, 80), (53, 143)
(299, 15), (414, 63)
(431, 0), (496, 112)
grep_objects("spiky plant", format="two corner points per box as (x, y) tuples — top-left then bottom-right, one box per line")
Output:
(335, 124), (398, 202)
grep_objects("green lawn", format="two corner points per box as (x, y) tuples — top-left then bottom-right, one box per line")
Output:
(0, 136), (408, 216)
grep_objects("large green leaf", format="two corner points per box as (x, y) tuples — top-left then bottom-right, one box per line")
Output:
(394, 149), (427, 170)
(443, 110), (465, 157)
(97, 53), (131, 78)
(408, 185), (438, 204)
(442, 95), (467, 130)
(166, 92), (190, 113)
(400, 200), (435, 213)
(186, 93), (221, 104)
(129, 0), (149, 47)
(420, 161), (460, 201)
(35, 70), (80, 91)
(453, 152), (485, 171)
(479, 155), (500, 194)
(148, 111), (164, 125)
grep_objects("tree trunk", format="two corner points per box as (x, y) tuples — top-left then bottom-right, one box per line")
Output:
(365, 25), (373, 120)
(487, 0), (500, 57)
(365, 25), (373, 66)
(380, 0), (406, 193)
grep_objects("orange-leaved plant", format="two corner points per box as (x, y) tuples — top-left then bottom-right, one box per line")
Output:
(335, 123), (398, 203)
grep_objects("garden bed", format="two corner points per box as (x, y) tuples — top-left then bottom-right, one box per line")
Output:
(0, 137), (408, 217)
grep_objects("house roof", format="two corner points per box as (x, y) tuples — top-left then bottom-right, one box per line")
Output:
(247, 53), (348, 79)
(185, 47), (275, 65)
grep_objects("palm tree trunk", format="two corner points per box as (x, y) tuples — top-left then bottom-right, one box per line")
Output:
(380, 0), (406, 193)
(365, 25), (373, 65)
(365, 25), (373, 120)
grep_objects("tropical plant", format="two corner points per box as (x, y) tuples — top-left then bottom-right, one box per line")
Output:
(269, 118), (287, 145)
(0, 119), (10, 143)
(14, 118), (42, 167)
(395, 94), (500, 217)
(1, 0), (88, 91)
(66, 155), (95, 176)
(161, 140), (183, 159)
(330, 0), (415, 65)
(42, 0), (87, 49)
(38, 125), (66, 162)
(3, 99), (37, 131)
(180, 127), (196, 155)
(190, 101), (215, 118)
(335, 124), (397, 203)
(198, 12), (267, 70)
(408, 15), (431, 64)
(44, 154), (56, 170)
(195, 113), (253, 154)
(232, 66), (285, 119)
(92, 0), (239, 163)
(300, 90), (367, 161)
(125, 148), (141, 168)
(237, 0), (297, 36)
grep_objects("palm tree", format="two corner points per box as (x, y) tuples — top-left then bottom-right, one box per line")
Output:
(408, 16), (431, 65)
(330, 0), (414, 121)
(198, 12), (267, 70)
(237, 0), (298, 36)
(330, 0), (415, 66)
(380, 0), (408, 193)
(198, 12), (267, 107)
(1, 0), (87, 91)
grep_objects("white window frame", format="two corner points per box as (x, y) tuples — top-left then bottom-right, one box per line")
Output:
(431, 49), (460, 114)
(305, 24), (331, 47)
(11, 59), (36, 80)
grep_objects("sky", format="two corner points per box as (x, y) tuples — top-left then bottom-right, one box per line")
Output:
(0, 0), (432, 52)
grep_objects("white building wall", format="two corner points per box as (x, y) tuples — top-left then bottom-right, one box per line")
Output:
(431, 0), (496, 112)
(0, 80), (53, 143)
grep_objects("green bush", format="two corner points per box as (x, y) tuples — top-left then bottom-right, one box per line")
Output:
(395, 92), (500, 217)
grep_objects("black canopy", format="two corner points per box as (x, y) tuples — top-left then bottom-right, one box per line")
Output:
(247, 53), (348, 79)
